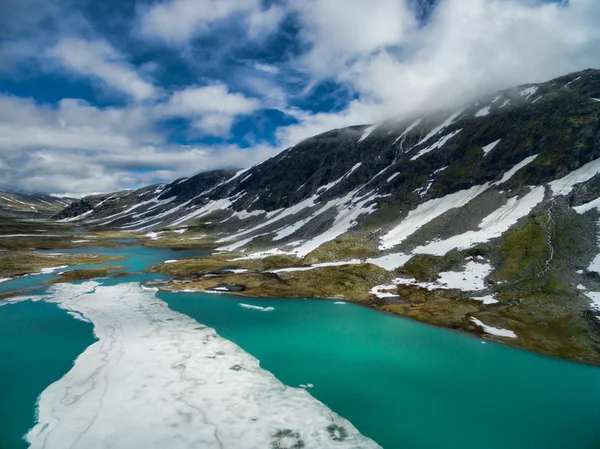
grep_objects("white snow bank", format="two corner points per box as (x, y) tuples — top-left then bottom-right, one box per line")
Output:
(585, 291), (600, 310)
(366, 253), (412, 271)
(164, 260), (178, 264)
(380, 183), (490, 250)
(573, 197), (600, 214)
(437, 261), (492, 291)
(471, 317), (517, 338)
(413, 186), (545, 256)
(369, 285), (399, 299)
(519, 86), (538, 99)
(39, 265), (68, 274)
(270, 260), (362, 274)
(0, 278), (11, 283)
(386, 173), (400, 183)
(24, 282), (379, 449)
(393, 118), (422, 145)
(410, 129), (462, 161)
(418, 108), (464, 146)
(470, 295), (499, 305)
(550, 157), (600, 195)
(495, 155), (538, 185)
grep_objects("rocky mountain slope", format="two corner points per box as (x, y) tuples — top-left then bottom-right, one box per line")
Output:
(0, 191), (72, 218)
(56, 69), (600, 363)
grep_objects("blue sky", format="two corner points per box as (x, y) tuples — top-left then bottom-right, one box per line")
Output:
(0, 0), (598, 195)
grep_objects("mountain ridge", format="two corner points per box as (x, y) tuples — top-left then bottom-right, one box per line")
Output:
(0, 191), (72, 218)
(53, 68), (600, 364)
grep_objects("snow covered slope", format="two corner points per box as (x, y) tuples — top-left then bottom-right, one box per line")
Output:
(0, 191), (72, 218)
(56, 70), (600, 261)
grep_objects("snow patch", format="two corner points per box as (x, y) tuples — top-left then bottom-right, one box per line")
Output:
(414, 186), (545, 256)
(475, 106), (490, 117)
(410, 129), (462, 161)
(380, 183), (490, 250)
(482, 139), (501, 156)
(365, 253), (412, 271)
(358, 124), (378, 143)
(519, 86), (538, 99)
(417, 108), (464, 146)
(550, 157), (600, 195)
(471, 295), (499, 305)
(437, 261), (492, 291)
(386, 173), (400, 183)
(471, 317), (517, 338)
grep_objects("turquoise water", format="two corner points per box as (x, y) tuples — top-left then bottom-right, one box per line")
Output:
(1, 243), (600, 448)
(0, 301), (95, 449)
(163, 293), (600, 449)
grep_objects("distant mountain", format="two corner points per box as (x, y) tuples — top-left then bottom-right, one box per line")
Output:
(0, 192), (72, 218)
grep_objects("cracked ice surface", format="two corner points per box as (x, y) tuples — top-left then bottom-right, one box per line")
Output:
(26, 282), (380, 449)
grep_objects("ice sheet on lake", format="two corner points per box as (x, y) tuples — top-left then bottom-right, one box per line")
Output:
(25, 282), (380, 449)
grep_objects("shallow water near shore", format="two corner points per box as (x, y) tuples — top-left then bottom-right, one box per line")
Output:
(1, 244), (600, 449)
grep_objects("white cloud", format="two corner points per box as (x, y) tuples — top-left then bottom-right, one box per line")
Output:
(138, 0), (281, 43)
(275, 0), (600, 147)
(0, 93), (275, 194)
(47, 39), (158, 101)
(290, 0), (417, 78)
(163, 84), (261, 136)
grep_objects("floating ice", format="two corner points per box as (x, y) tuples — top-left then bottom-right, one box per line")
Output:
(238, 303), (276, 312)
(25, 282), (379, 449)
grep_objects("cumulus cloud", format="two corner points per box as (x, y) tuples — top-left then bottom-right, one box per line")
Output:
(138, 0), (282, 43)
(2, 0), (600, 196)
(0, 93), (274, 194)
(47, 39), (158, 101)
(275, 0), (600, 146)
(162, 84), (261, 136)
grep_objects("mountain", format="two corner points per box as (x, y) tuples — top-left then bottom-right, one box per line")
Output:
(55, 69), (600, 363)
(0, 191), (72, 218)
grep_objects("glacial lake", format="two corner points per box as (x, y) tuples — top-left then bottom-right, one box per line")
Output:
(1, 244), (600, 449)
